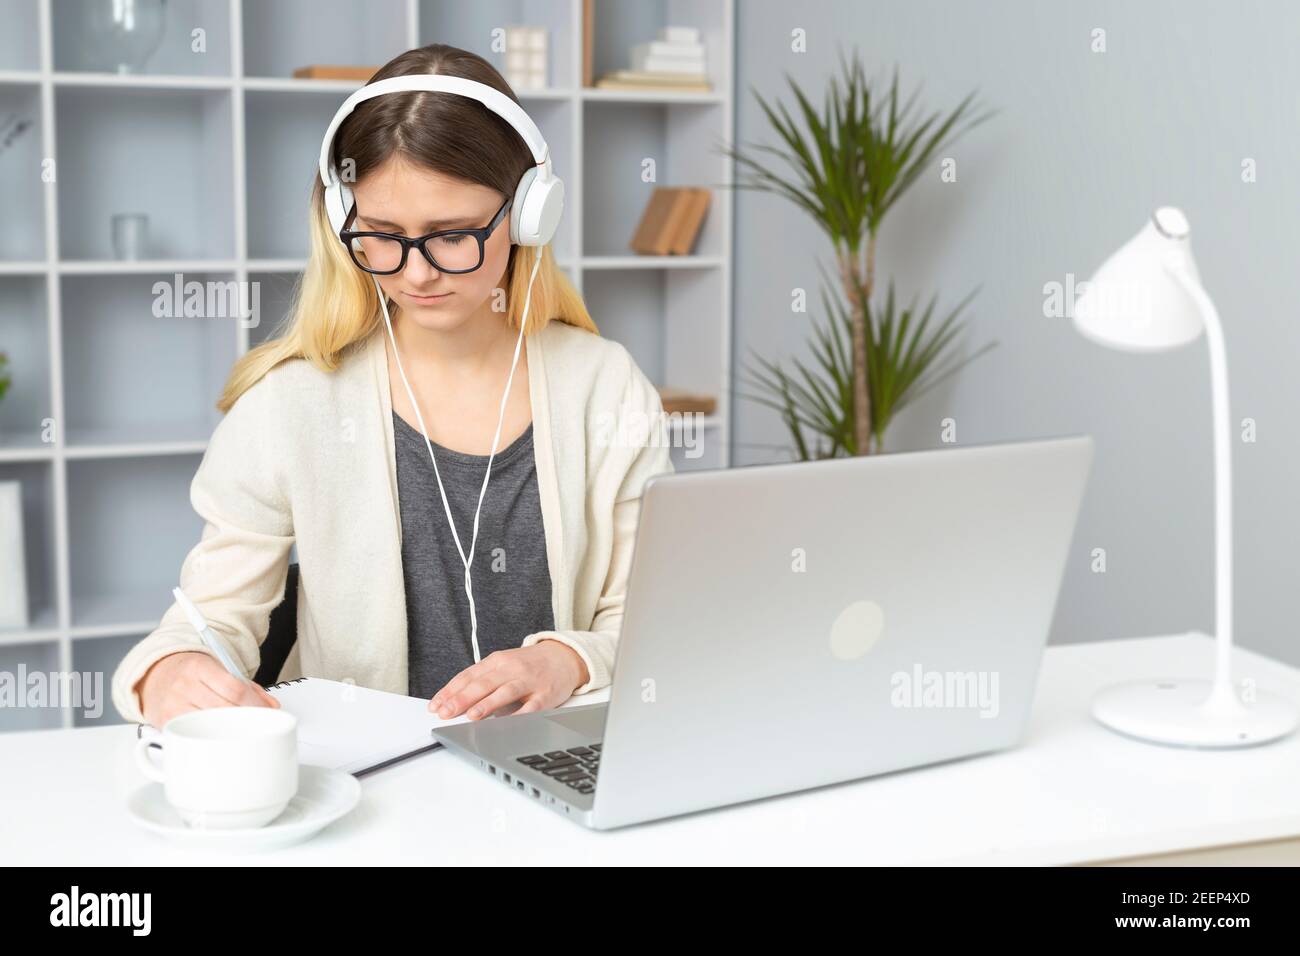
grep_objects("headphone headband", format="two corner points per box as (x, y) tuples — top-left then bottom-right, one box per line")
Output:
(317, 74), (550, 189)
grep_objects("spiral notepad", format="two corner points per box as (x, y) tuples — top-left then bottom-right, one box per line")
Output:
(265, 677), (444, 775)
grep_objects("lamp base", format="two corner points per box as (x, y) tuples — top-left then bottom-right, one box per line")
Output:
(1091, 679), (1298, 748)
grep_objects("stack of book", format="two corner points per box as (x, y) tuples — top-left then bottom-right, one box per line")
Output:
(596, 26), (710, 93)
(629, 187), (711, 256)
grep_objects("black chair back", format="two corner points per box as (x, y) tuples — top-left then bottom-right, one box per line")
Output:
(254, 563), (300, 686)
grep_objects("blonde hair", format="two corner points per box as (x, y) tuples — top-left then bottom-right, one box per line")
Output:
(217, 45), (596, 413)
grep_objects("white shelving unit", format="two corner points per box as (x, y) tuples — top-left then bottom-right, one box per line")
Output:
(0, 0), (734, 730)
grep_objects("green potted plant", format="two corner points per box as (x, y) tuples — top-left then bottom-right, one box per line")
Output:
(0, 351), (10, 406)
(725, 52), (996, 457)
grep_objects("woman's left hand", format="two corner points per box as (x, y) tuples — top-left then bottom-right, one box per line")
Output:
(429, 640), (590, 720)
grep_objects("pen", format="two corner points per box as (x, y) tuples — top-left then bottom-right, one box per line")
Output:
(172, 586), (245, 680)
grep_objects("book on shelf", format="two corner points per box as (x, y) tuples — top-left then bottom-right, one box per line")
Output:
(292, 65), (379, 81)
(669, 189), (711, 254)
(633, 55), (706, 75)
(657, 388), (717, 416)
(629, 187), (711, 256)
(582, 0), (595, 86)
(595, 70), (711, 93)
(629, 188), (681, 256)
(659, 26), (700, 45)
(631, 42), (705, 75)
(634, 40), (705, 59)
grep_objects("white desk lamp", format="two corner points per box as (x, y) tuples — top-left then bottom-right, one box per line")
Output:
(1074, 206), (1298, 748)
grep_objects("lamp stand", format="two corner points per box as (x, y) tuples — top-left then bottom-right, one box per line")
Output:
(1089, 263), (1299, 748)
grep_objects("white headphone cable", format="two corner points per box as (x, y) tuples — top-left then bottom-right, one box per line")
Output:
(376, 249), (544, 664)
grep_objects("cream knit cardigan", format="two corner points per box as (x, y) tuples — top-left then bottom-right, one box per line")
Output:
(110, 319), (675, 724)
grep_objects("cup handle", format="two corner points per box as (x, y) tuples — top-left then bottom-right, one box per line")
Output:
(135, 737), (166, 783)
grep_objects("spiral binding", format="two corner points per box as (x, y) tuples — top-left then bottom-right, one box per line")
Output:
(265, 677), (309, 691)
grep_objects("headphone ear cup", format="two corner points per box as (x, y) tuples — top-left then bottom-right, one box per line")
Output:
(510, 167), (564, 246)
(324, 180), (348, 236)
(325, 181), (364, 252)
(508, 168), (533, 245)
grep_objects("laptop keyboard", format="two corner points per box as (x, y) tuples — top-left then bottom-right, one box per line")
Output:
(516, 743), (601, 794)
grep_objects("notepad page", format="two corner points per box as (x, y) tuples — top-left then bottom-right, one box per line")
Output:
(270, 678), (610, 775)
(269, 678), (440, 774)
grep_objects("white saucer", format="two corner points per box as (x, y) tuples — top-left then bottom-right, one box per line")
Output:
(127, 765), (361, 852)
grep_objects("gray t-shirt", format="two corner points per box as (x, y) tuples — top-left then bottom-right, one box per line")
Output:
(393, 410), (555, 700)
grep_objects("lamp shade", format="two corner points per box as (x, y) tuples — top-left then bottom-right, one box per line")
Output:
(1073, 207), (1208, 352)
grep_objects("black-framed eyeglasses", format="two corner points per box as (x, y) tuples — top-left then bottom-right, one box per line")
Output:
(339, 195), (512, 275)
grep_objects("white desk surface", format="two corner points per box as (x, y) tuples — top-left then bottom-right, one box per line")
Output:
(3, 633), (1299, 866)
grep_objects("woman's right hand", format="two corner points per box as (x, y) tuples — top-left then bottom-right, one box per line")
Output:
(136, 650), (280, 728)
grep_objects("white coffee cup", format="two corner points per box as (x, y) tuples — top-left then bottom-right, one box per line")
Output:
(135, 706), (299, 829)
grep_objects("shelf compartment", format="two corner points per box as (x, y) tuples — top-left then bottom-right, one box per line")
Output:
(60, 272), (237, 448)
(242, 0), (409, 79)
(0, 276), (53, 451)
(52, 0), (233, 77)
(0, 0), (41, 72)
(581, 99), (725, 258)
(590, 0), (730, 96)
(66, 453), (203, 630)
(661, 266), (725, 398)
(244, 88), (349, 260)
(581, 269), (725, 473)
(55, 85), (235, 260)
(0, 461), (58, 641)
(583, 266), (725, 397)
(661, 264), (728, 472)
(582, 268), (665, 384)
(0, 82), (46, 263)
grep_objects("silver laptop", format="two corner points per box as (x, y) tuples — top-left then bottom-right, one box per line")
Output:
(433, 436), (1094, 830)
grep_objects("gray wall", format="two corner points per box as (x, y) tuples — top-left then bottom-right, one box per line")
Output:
(732, 0), (1300, 664)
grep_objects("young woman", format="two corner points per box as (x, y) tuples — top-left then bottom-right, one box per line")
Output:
(110, 44), (673, 728)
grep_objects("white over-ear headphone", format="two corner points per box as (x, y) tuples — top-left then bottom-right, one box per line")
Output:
(318, 73), (562, 667)
(318, 74), (564, 247)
